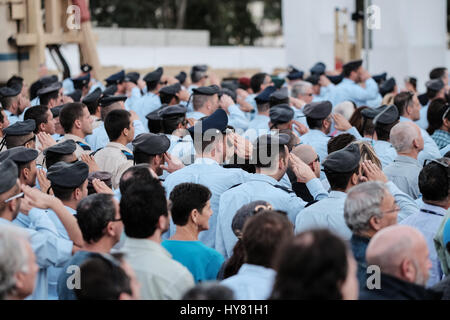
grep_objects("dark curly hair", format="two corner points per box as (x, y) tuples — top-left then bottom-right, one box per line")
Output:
(270, 229), (350, 300)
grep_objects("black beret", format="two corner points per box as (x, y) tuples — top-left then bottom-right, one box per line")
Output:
(305, 74), (320, 86)
(219, 88), (237, 103)
(0, 159), (18, 194)
(159, 104), (187, 119)
(0, 146), (38, 164)
(39, 75), (59, 87)
(3, 119), (36, 137)
(132, 133), (170, 155)
(372, 72), (387, 84)
(287, 65), (304, 80)
(175, 71), (187, 84)
(188, 108), (228, 136)
(51, 105), (64, 118)
(269, 104), (294, 124)
(255, 86), (277, 104)
(379, 78), (396, 96)
(192, 85), (220, 96)
(47, 161), (89, 188)
(327, 74), (344, 85)
(343, 59), (363, 74)
(0, 86), (20, 98)
(82, 88), (102, 109)
(426, 79), (445, 92)
(159, 83), (181, 96)
(361, 105), (399, 125)
(99, 95), (127, 107)
(253, 133), (291, 165)
(43, 139), (77, 156)
(37, 82), (62, 96)
(303, 101), (333, 120)
(143, 67), (163, 83)
(67, 89), (82, 102)
(146, 105), (165, 121)
(72, 74), (91, 90)
(80, 64), (93, 73)
(192, 65), (208, 73)
(105, 70), (125, 85)
(6, 76), (24, 90)
(124, 72), (140, 84)
(310, 62), (326, 75)
(103, 85), (117, 97)
(323, 143), (361, 173)
(269, 89), (289, 106)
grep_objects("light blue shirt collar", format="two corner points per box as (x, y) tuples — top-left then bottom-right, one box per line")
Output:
(329, 190), (347, 198)
(249, 173), (279, 185)
(421, 202), (447, 217)
(238, 263), (276, 280)
(194, 157), (220, 166)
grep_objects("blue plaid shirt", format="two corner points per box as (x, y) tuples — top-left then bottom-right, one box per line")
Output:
(431, 130), (450, 150)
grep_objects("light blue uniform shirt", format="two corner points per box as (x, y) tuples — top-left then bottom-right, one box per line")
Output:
(165, 134), (195, 165)
(400, 202), (446, 287)
(131, 92), (161, 129)
(400, 117), (441, 165)
(88, 80), (106, 94)
(4, 109), (19, 125)
(46, 206), (77, 300)
(216, 174), (328, 259)
(163, 158), (250, 249)
(86, 119), (146, 151)
(244, 94), (257, 121)
(366, 93), (383, 108)
(0, 213), (73, 300)
(125, 87), (142, 111)
(295, 190), (351, 240)
(186, 110), (207, 121)
(30, 97), (40, 107)
(331, 78), (379, 107)
(221, 264), (276, 300)
(62, 78), (75, 95)
(227, 104), (249, 131)
(441, 144), (450, 156)
(416, 103), (429, 130)
(243, 115), (270, 143)
(373, 140), (397, 169)
(384, 155), (422, 200)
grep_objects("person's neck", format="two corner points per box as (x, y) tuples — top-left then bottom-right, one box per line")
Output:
(197, 153), (221, 164)
(146, 231), (162, 244)
(113, 136), (129, 147)
(62, 199), (78, 211)
(83, 237), (115, 253)
(170, 224), (199, 241)
(196, 107), (209, 116)
(402, 113), (414, 121)
(423, 199), (450, 210)
(398, 150), (418, 160)
(0, 211), (14, 222)
(355, 230), (376, 239)
(69, 130), (85, 140)
(258, 110), (269, 117)
(255, 167), (284, 182)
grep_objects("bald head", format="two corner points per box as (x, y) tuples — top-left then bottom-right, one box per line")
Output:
(292, 144), (317, 165)
(389, 122), (422, 154)
(366, 225), (431, 285)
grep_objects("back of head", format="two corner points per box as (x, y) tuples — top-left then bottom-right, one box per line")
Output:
(270, 229), (351, 300)
(292, 144), (317, 165)
(119, 164), (154, 195)
(75, 253), (131, 300)
(349, 106), (374, 136)
(76, 193), (116, 244)
(394, 91), (415, 117)
(241, 210), (293, 268)
(389, 122), (419, 154)
(24, 106), (49, 134)
(352, 140), (382, 169)
(430, 67), (447, 80)
(327, 133), (356, 154)
(250, 73), (267, 93)
(120, 178), (167, 238)
(169, 183), (212, 226)
(334, 101), (356, 121)
(419, 158), (449, 204)
(291, 81), (312, 98)
(59, 102), (85, 134)
(182, 282), (235, 300)
(104, 109), (131, 141)
(427, 98), (448, 135)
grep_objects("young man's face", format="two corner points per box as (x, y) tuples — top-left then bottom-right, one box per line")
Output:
(42, 110), (56, 135)
(81, 107), (93, 136)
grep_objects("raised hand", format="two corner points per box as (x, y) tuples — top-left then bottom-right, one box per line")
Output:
(331, 113), (352, 132)
(80, 154), (100, 173)
(92, 179), (114, 195)
(361, 160), (388, 183)
(289, 153), (316, 183)
(160, 152), (185, 173)
(37, 132), (57, 152)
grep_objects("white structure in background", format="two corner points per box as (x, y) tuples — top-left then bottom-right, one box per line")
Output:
(283, 0), (448, 91)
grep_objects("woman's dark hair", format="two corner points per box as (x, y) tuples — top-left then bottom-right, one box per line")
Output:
(426, 98), (448, 136)
(327, 133), (356, 154)
(270, 229), (350, 300)
(349, 106), (373, 136)
(169, 183), (212, 226)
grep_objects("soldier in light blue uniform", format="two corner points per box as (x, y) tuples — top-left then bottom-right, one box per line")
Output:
(37, 81), (64, 109)
(186, 85), (220, 120)
(331, 59), (379, 107)
(159, 104), (195, 165)
(244, 73), (274, 122)
(123, 72), (142, 111)
(360, 105), (400, 168)
(130, 68), (164, 128)
(219, 88), (249, 131)
(163, 109), (251, 249)
(416, 79), (446, 130)
(0, 159), (75, 300)
(44, 161), (89, 300)
(0, 86), (22, 125)
(216, 133), (328, 259)
(86, 95), (146, 151)
(243, 86), (276, 142)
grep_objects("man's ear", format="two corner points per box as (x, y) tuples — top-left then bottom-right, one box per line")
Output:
(74, 119), (82, 130)
(368, 216), (382, 232)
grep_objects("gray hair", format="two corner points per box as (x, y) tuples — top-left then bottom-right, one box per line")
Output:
(389, 122), (420, 153)
(291, 81), (312, 98)
(344, 181), (388, 234)
(0, 226), (30, 299)
(334, 101), (356, 121)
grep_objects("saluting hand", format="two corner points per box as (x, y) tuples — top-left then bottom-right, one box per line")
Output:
(331, 113), (352, 132)
(361, 160), (388, 183)
(160, 153), (185, 173)
(36, 169), (52, 195)
(92, 179), (114, 195)
(229, 132), (253, 159)
(289, 153), (316, 183)
(80, 154), (100, 173)
(293, 120), (308, 135)
(37, 132), (57, 152)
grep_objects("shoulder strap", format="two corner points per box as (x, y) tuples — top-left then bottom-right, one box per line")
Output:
(121, 150), (134, 161)
(76, 141), (92, 151)
(305, 200), (319, 208)
(228, 183), (242, 190)
(273, 184), (295, 194)
(90, 148), (103, 157)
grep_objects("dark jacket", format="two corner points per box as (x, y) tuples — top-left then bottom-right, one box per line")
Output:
(432, 275), (450, 300)
(350, 234), (370, 290)
(359, 273), (442, 300)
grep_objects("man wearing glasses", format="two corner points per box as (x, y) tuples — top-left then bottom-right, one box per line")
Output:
(401, 158), (450, 287)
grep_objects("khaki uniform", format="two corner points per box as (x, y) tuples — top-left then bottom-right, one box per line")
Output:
(92, 116), (103, 130)
(59, 134), (92, 159)
(94, 142), (134, 189)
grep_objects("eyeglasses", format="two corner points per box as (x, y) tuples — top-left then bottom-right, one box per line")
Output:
(4, 192), (24, 203)
(110, 217), (122, 223)
(380, 204), (400, 215)
(310, 155), (320, 164)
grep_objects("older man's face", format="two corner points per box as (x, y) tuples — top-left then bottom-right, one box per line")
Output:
(378, 192), (399, 229)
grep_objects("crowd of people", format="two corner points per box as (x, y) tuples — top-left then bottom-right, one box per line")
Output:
(0, 60), (449, 300)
